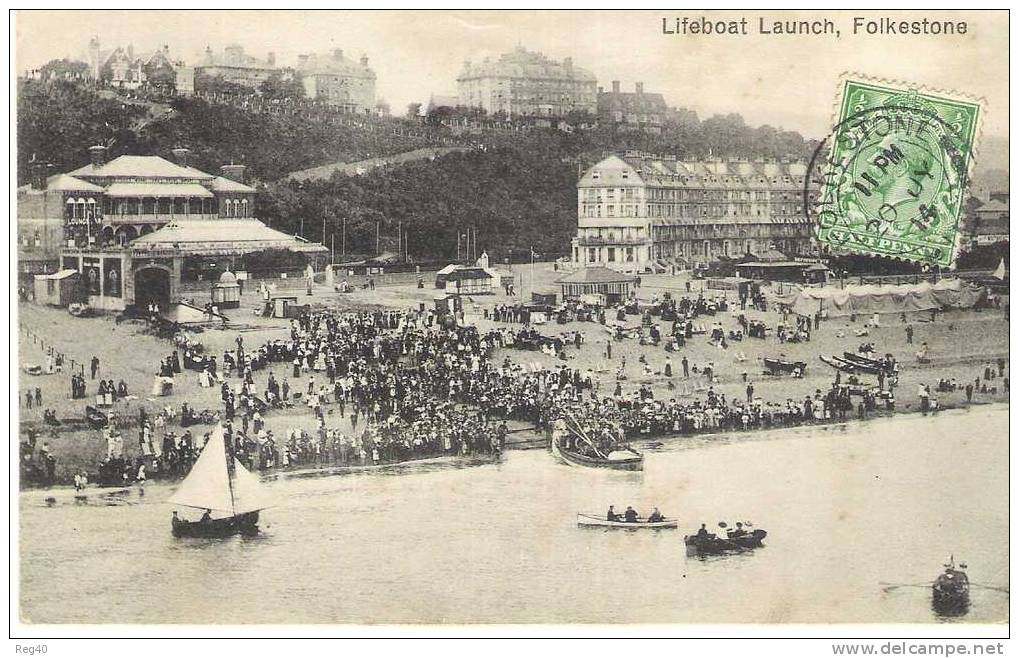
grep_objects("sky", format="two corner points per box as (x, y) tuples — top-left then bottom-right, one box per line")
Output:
(15, 9), (1009, 139)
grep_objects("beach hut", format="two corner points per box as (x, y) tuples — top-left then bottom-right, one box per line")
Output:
(435, 266), (495, 294)
(531, 286), (558, 306)
(434, 264), (458, 289)
(33, 269), (81, 307)
(270, 295), (300, 318)
(802, 263), (831, 285)
(557, 267), (636, 306)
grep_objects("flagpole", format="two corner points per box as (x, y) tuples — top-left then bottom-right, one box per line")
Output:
(529, 246), (534, 300)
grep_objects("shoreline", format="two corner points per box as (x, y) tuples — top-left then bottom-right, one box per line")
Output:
(17, 273), (1009, 487)
(21, 400), (1008, 496)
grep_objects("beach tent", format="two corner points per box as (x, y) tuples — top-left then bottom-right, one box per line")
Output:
(784, 279), (985, 317)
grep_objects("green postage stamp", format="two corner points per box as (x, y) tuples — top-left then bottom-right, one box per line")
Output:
(814, 78), (982, 267)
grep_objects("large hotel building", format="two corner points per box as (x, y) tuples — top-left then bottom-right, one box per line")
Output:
(457, 47), (597, 118)
(571, 152), (816, 272)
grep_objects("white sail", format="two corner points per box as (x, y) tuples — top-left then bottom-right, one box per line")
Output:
(993, 258), (1006, 280)
(230, 458), (271, 514)
(167, 428), (235, 513)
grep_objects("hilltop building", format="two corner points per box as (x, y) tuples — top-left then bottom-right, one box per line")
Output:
(195, 44), (280, 91)
(86, 38), (185, 93)
(17, 146), (325, 309)
(457, 47), (597, 118)
(597, 81), (670, 133)
(296, 49), (376, 113)
(571, 152), (817, 272)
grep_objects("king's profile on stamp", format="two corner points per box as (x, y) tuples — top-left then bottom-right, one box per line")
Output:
(814, 78), (982, 268)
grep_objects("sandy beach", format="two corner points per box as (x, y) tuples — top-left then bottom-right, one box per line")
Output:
(17, 263), (1009, 483)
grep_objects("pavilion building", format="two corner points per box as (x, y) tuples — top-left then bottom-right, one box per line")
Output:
(17, 145), (325, 311)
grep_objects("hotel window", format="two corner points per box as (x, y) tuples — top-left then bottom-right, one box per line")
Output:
(607, 248), (616, 262)
(588, 248), (596, 263)
(625, 247), (634, 262)
(606, 205), (615, 216)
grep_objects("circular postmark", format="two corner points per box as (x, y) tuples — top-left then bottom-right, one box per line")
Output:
(804, 95), (974, 266)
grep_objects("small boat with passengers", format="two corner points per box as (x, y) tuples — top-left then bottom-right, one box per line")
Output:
(932, 557), (970, 614)
(168, 425), (270, 538)
(684, 521), (767, 555)
(577, 512), (677, 529)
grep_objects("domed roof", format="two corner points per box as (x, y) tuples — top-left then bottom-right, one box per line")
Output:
(218, 270), (237, 283)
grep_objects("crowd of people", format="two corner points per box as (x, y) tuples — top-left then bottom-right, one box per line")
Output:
(22, 272), (1007, 488)
(104, 295), (1006, 482)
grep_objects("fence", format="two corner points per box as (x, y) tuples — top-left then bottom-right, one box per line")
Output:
(20, 323), (84, 377)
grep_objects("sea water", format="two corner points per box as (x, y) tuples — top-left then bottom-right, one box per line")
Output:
(19, 405), (1009, 624)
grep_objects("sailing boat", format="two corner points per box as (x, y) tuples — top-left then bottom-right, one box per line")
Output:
(993, 257), (1007, 281)
(168, 426), (270, 538)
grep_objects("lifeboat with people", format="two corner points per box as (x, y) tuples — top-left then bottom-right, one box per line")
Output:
(684, 521), (768, 555)
(932, 557), (970, 614)
(550, 412), (643, 471)
(168, 426), (271, 538)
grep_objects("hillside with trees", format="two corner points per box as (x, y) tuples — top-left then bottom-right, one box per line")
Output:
(20, 74), (828, 260)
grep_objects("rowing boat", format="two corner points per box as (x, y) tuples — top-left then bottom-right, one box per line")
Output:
(577, 513), (677, 529)
(842, 351), (893, 369)
(684, 529), (768, 554)
(763, 357), (806, 376)
(820, 355), (860, 373)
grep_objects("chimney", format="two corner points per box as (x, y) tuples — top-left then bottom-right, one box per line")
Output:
(611, 80), (620, 94)
(221, 163), (246, 183)
(635, 81), (644, 95)
(360, 55), (369, 67)
(332, 49), (344, 61)
(267, 51), (276, 66)
(88, 145), (107, 168)
(171, 147), (192, 167)
(163, 44), (169, 53)
(30, 159), (50, 190)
